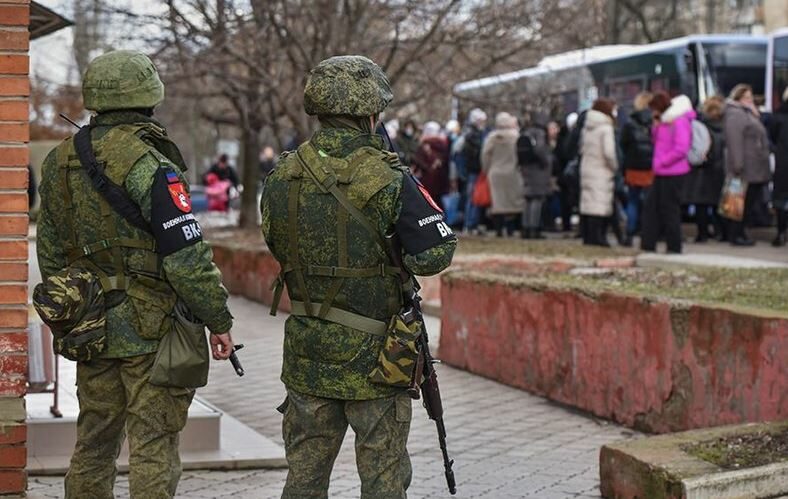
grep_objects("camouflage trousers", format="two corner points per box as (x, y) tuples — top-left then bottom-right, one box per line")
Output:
(280, 389), (412, 499)
(64, 353), (194, 499)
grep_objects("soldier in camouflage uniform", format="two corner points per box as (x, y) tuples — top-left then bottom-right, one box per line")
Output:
(36, 50), (234, 499)
(261, 56), (457, 499)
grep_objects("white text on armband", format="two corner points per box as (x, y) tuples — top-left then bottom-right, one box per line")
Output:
(418, 214), (443, 227)
(162, 213), (196, 230)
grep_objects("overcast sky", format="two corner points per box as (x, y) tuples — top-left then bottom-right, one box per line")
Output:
(30, 0), (161, 86)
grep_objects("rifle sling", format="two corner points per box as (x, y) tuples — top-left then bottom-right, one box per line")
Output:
(73, 126), (151, 233)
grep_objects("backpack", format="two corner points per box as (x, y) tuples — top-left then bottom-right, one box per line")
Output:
(517, 133), (539, 165)
(688, 119), (712, 166)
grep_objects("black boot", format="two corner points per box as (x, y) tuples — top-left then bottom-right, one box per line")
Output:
(521, 228), (532, 239)
(774, 211), (787, 247)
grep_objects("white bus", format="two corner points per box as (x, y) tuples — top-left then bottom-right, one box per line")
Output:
(453, 34), (768, 121)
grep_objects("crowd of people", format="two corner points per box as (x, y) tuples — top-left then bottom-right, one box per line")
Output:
(384, 84), (788, 253)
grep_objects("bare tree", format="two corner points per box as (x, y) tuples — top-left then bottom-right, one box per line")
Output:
(156, 0), (558, 228)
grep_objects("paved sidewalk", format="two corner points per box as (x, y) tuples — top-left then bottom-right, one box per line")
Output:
(28, 295), (636, 499)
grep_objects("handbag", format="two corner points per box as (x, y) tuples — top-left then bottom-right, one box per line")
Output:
(149, 301), (209, 388)
(718, 176), (747, 222)
(471, 173), (491, 207)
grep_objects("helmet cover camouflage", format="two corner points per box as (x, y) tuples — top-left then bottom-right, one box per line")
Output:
(303, 55), (393, 117)
(82, 50), (165, 112)
(33, 268), (107, 361)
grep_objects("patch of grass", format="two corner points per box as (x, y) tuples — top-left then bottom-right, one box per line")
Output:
(455, 235), (638, 260)
(545, 267), (788, 313)
(455, 266), (788, 314)
(682, 429), (788, 470)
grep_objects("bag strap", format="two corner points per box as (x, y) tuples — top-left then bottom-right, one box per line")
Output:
(73, 126), (151, 233)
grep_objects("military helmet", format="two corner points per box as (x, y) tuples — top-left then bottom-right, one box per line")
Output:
(82, 50), (164, 112)
(303, 55), (393, 117)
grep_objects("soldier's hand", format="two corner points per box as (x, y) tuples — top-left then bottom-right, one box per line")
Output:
(210, 332), (234, 361)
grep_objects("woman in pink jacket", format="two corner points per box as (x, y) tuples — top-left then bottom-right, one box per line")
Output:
(640, 92), (695, 253)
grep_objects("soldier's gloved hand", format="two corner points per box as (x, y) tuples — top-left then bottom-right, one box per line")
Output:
(210, 332), (234, 361)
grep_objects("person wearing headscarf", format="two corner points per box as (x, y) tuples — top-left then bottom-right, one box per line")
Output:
(482, 112), (524, 236)
(412, 121), (450, 208)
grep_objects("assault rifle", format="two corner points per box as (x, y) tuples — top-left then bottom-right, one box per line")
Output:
(388, 237), (457, 496)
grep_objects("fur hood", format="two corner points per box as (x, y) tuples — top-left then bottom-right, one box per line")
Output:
(584, 109), (614, 130)
(661, 95), (695, 123)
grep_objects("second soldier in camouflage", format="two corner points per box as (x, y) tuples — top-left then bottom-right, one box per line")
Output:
(261, 55), (456, 498)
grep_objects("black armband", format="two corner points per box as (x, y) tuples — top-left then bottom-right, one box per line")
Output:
(395, 173), (455, 255)
(150, 167), (203, 256)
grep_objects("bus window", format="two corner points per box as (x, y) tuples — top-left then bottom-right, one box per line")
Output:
(772, 35), (788, 111)
(704, 42), (767, 97)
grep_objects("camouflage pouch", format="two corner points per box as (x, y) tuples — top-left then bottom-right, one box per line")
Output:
(149, 301), (209, 388)
(127, 275), (177, 341)
(369, 313), (422, 387)
(33, 268), (107, 362)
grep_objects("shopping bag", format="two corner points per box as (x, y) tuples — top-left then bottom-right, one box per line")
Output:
(471, 173), (491, 208)
(718, 176), (747, 222)
(441, 192), (461, 225)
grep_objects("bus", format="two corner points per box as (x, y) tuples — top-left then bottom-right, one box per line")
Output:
(766, 28), (788, 113)
(453, 35), (768, 121)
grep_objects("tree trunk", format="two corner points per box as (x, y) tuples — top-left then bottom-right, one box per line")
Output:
(238, 126), (261, 229)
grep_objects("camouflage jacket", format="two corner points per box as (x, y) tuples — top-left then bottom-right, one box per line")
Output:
(261, 125), (456, 400)
(37, 111), (233, 358)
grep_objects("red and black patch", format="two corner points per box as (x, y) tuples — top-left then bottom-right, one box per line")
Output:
(167, 182), (192, 213)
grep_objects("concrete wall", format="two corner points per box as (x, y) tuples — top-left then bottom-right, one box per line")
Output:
(210, 242), (446, 311)
(439, 273), (787, 433)
(0, 0), (30, 495)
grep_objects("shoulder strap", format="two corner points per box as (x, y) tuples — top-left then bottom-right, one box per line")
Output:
(295, 144), (393, 260)
(73, 126), (151, 233)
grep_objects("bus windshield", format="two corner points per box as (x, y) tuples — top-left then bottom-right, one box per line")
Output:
(703, 42), (767, 98)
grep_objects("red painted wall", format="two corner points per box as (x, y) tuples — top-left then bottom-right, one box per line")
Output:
(439, 275), (787, 433)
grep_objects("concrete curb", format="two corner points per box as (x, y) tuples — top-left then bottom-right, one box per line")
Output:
(599, 421), (788, 499)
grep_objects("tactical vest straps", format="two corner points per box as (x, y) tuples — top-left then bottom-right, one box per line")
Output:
(269, 141), (402, 336)
(58, 124), (167, 293)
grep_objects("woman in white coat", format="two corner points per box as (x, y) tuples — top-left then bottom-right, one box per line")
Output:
(580, 98), (619, 246)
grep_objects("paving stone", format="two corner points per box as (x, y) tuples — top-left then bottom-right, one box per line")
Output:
(28, 295), (634, 498)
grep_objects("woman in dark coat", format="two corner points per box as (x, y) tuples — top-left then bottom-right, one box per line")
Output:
(619, 92), (654, 246)
(412, 121), (451, 208)
(519, 122), (553, 239)
(724, 84), (771, 246)
(683, 96), (726, 242)
(770, 87), (788, 247)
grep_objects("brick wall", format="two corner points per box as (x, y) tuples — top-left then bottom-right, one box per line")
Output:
(0, 0), (29, 496)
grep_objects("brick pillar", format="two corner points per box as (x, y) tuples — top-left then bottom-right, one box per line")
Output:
(0, 0), (29, 496)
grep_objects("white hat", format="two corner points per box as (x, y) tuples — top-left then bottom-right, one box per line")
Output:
(468, 108), (487, 126)
(566, 112), (579, 129)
